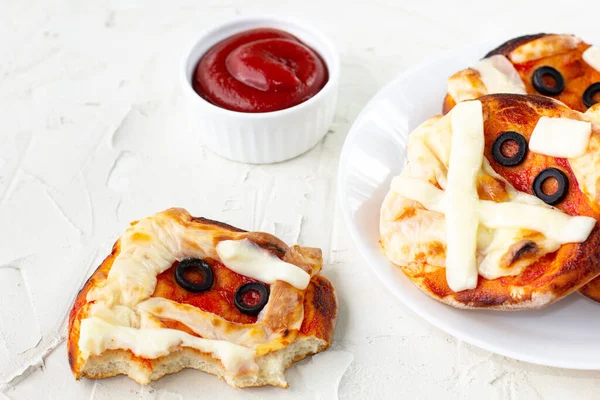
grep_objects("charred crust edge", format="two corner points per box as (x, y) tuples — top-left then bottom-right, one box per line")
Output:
(192, 216), (247, 233)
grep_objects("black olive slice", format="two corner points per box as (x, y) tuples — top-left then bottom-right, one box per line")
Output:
(492, 131), (528, 167)
(175, 258), (214, 292)
(532, 168), (569, 205)
(234, 282), (269, 316)
(532, 66), (565, 95)
(583, 82), (600, 108)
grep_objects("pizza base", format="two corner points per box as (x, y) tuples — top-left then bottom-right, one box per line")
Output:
(381, 94), (600, 309)
(68, 210), (337, 387)
(77, 329), (327, 388)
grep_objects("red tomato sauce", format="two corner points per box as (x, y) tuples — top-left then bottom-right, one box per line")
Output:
(153, 259), (268, 324)
(193, 28), (328, 113)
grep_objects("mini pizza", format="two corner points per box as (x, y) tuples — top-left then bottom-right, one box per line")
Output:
(68, 208), (337, 387)
(380, 94), (600, 309)
(443, 33), (600, 113)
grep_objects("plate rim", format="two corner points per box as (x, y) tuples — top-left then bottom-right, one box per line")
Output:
(337, 45), (600, 371)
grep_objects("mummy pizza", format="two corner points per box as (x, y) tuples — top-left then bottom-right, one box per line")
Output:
(68, 208), (337, 387)
(443, 34), (600, 113)
(380, 94), (600, 309)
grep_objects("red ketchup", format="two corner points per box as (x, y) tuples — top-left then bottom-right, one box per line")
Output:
(193, 28), (328, 113)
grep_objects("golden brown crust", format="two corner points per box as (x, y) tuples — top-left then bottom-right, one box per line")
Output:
(299, 275), (337, 343)
(68, 210), (337, 385)
(406, 224), (600, 310)
(442, 93), (456, 114)
(68, 242), (120, 374)
(385, 94), (600, 309)
(580, 277), (600, 303)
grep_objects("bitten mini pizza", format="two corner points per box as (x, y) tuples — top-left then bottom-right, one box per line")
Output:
(68, 208), (337, 387)
(380, 94), (600, 309)
(443, 33), (600, 113)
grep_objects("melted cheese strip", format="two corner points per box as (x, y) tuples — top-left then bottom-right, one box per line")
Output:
(383, 178), (562, 280)
(472, 55), (526, 95)
(392, 177), (595, 245)
(444, 101), (484, 291)
(583, 45), (600, 73)
(509, 34), (580, 64)
(476, 228), (558, 280)
(529, 117), (591, 158)
(216, 239), (310, 290)
(478, 201), (595, 242)
(136, 297), (269, 347)
(79, 317), (258, 374)
(87, 216), (199, 308)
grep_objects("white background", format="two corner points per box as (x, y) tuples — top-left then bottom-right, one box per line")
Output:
(1, 0), (600, 399)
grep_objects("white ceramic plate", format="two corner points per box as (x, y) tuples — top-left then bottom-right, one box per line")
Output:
(337, 41), (600, 369)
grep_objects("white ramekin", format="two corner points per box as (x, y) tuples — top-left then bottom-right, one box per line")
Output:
(181, 16), (340, 164)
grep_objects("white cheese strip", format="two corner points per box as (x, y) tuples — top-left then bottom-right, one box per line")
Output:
(444, 101), (484, 292)
(472, 55), (526, 95)
(386, 177), (563, 281)
(529, 117), (592, 158)
(391, 176), (444, 211)
(87, 215), (189, 308)
(509, 35), (580, 64)
(136, 297), (278, 348)
(393, 177), (596, 244)
(216, 239), (310, 290)
(476, 228), (559, 280)
(78, 317), (258, 374)
(583, 45), (600, 73)
(478, 201), (595, 243)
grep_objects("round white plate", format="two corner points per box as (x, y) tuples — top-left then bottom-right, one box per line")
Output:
(337, 41), (600, 369)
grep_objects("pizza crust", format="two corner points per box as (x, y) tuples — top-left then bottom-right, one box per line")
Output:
(68, 209), (337, 387)
(78, 336), (327, 388)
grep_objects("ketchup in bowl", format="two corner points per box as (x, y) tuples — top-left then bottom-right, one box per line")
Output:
(193, 28), (328, 113)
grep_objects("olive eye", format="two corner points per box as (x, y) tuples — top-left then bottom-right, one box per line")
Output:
(175, 258), (214, 292)
(492, 131), (528, 167)
(583, 82), (600, 108)
(532, 168), (569, 205)
(532, 66), (565, 95)
(234, 282), (269, 316)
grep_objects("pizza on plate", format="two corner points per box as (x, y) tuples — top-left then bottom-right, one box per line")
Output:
(68, 208), (337, 387)
(380, 94), (600, 309)
(443, 33), (600, 113)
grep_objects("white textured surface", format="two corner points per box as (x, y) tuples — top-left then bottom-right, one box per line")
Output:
(1, 0), (600, 399)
